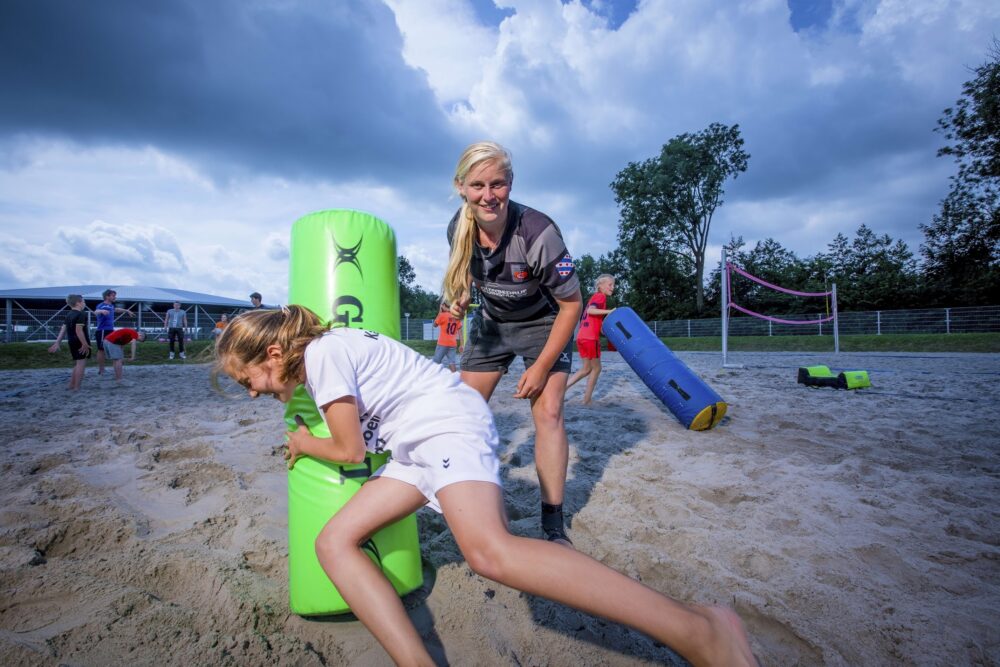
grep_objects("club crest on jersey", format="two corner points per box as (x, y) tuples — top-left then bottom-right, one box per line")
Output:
(556, 253), (575, 278)
(511, 263), (529, 282)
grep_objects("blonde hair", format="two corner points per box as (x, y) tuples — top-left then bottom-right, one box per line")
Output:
(442, 141), (513, 305)
(595, 274), (615, 290)
(213, 305), (328, 385)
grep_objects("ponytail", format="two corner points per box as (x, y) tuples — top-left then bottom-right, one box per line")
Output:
(443, 202), (477, 305)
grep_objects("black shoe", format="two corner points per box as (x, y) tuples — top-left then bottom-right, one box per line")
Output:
(543, 526), (573, 546)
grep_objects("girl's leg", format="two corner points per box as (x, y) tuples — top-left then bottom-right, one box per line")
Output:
(459, 369), (504, 402)
(529, 371), (569, 507)
(314, 477), (433, 667)
(566, 358), (593, 390)
(438, 481), (757, 667)
(582, 357), (602, 404)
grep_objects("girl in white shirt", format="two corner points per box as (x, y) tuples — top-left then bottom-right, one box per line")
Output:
(215, 306), (756, 667)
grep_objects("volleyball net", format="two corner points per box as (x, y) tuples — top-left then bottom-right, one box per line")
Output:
(721, 249), (839, 366)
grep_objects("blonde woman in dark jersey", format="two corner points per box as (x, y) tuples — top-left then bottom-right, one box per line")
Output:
(443, 141), (582, 545)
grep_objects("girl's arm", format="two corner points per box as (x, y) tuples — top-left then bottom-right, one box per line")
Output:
(587, 306), (616, 316)
(285, 396), (367, 469)
(514, 291), (582, 399)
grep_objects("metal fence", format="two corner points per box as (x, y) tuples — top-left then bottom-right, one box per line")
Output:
(2, 306), (234, 343)
(4, 305), (998, 344)
(400, 305), (1000, 342)
(651, 305), (1000, 337)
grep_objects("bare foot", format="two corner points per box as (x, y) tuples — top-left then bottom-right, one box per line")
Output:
(690, 605), (758, 667)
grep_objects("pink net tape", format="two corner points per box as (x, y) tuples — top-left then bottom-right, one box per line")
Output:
(727, 263), (831, 297)
(729, 302), (835, 325)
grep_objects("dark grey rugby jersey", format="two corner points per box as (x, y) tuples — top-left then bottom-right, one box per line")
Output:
(447, 201), (581, 322)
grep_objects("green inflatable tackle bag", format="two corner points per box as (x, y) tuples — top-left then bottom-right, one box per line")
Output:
(285, 209), (422, 616)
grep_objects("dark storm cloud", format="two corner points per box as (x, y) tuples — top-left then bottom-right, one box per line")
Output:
(0, 0), (460, 182)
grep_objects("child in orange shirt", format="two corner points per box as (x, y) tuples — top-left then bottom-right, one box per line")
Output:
(432, 302), (462, 372)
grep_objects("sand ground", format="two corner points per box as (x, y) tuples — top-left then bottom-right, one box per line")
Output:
(0, 351), (998, 665)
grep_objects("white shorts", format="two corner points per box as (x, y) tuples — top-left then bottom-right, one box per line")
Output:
(372, 415), (501, 513)
(104, 341), (125, 361)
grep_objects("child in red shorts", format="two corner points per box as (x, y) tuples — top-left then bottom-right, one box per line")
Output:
(567, 274), (616, 404)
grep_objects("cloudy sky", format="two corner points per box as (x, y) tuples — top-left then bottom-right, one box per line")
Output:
(1, 0), (997, 305)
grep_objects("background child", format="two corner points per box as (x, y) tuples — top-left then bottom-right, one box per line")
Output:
(47, 294), (90, 391)
(431, 302), (462, 372)
(103, 327), (146, 381)
(214, 306), (757, 667)
(567, 274), (617, 404)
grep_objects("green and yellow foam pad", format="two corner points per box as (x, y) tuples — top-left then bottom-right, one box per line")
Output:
(797, 365), (871, 390)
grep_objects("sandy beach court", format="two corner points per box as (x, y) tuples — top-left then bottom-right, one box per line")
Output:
(1, 351), (998, 665)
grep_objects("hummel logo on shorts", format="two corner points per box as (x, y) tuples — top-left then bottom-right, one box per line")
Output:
(442, 458), (451, 469)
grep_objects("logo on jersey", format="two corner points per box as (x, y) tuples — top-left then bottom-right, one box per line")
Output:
(555, 253), (575, 278)
(332, 233), (364, 277)
(359, 410), (387, 453)
(510, 263), (529, 282)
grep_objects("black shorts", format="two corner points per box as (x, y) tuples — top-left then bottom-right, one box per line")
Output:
(461, 313), (573, 374)
(69, 342), (91, 361)
(95, 329), (110, 351)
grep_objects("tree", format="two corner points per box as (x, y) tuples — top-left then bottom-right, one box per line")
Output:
(611, 123), (749, 314)
(398, 256), (440, 318)
(818, 226), (919, 310)
(922, 39), (1000, 305)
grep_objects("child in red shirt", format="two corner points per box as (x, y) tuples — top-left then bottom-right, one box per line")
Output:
(104, 328), (146, 381)
(567, 275), (616, 404)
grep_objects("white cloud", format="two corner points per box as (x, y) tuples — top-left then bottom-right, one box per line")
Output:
(57, 220), (188, 272)
(383, 0), (499, 104)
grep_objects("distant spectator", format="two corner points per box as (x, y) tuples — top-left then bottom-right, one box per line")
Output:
(103, 328), (146, 382)
(48, 294), (90, 391)
(163, 302), (188, 360)
(249, 292), (263, 309)
(94, 289), (130, 375)
(214, 314), (229, 337)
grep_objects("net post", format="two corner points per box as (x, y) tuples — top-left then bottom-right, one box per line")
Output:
(721, 248), (743, 368)
(721, 247), (728, 366)
(832, 283), (839, 354)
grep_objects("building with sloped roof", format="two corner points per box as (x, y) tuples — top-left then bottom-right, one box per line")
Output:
(0, 285), (263, 342)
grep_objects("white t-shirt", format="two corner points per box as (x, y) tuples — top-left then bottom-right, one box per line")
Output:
(303, 328), (493, 463)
